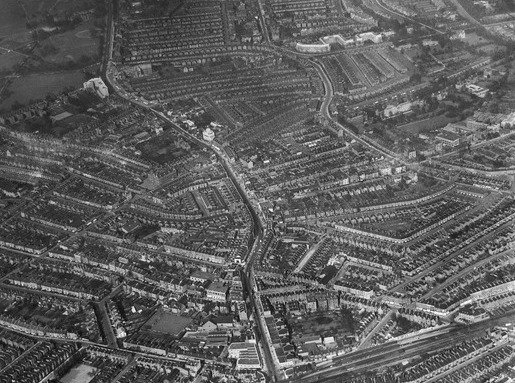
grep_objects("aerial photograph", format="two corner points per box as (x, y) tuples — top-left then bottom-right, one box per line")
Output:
(0, 0), (514, 382)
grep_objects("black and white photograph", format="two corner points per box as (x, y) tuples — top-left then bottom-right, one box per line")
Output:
(0, 0), (514, 382)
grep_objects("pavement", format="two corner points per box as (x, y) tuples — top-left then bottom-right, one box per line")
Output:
(103, 28), (282, 378)
(292, 235), (327, 274)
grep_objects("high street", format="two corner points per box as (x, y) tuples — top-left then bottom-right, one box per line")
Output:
(102, 5), (283, 378)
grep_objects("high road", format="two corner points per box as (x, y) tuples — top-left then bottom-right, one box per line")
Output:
(102, 4), (282, 379)
(105, 90), (281, 380)
(147, 114), (283, 381)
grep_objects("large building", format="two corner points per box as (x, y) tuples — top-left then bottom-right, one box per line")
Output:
(228, 342), (261, 370)
(83, 78), (109, 99)
(295, 42), (331, 53)
(206, 281), (228, 302)
(203, 128), (215, 142)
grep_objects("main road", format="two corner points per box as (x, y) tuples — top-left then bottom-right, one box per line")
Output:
(102, 4), (283, 379)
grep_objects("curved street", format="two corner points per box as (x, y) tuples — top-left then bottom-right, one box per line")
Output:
(310, 59), (402, 162)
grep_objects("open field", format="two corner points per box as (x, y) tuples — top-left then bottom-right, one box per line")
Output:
(19, 0), (97, 24)
(41, 22), (100, 64)
(461, 32), (489, 47)
(19, 0), (58, 16)
(43, 0), (97, 15)
(0, 0), (27, 39)
(0, 0), (31, 50)
(145, 310), (193, 336)
(0, 70), (83, 111)
(0, 50), (25, 72)
(394, 114), (457, 135)
(136, 133), (195, 164)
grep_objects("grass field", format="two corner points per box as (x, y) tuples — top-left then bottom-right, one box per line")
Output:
(0, 0), (31, 49)
(461, 32), (488, 47)
(20, 0), (97, 24)
(42, 22), (100, 64)
(394, 114), (457, 135)
(20, 0), (58, 16)
(0, 50), (25, 72)
(145, 310), (193, 336)
(0, 70), (84, 111)
(0, 0), (103, 111)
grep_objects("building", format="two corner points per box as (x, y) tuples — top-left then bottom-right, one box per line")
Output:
(190, 270), (214, 283)
(435, 130), (461, 147)
(356, 32), (382, 44)
(203, 128), (215, 142)
(383, 100), (423, 118)
(228, 342), (261, 370)
(206, 281), (228, 302)
(83, 78), (109, 99)
(466, 84), (488, 98)
(422, 39), (439, 47)
(501, 112), (515, 129)
(455, 305), (490, 324)
(295, 42), (331, 53)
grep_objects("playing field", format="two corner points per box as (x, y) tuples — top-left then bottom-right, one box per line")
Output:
(0, 50), (25, 72)
(42, 22), (100, 64)
(394, 115), (457, 135)
(0, 70), (84, 111)
(145, 309), (193, 337)
(0, 0), (31, 49)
